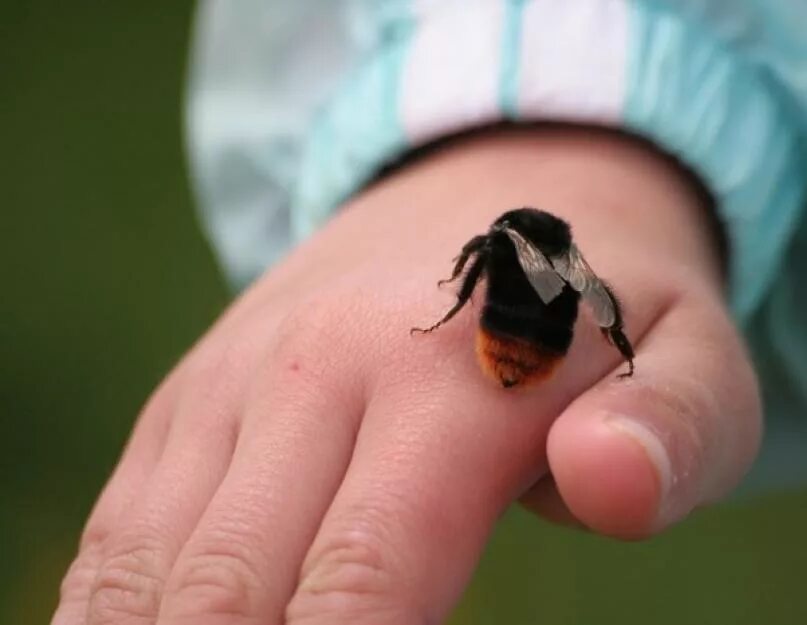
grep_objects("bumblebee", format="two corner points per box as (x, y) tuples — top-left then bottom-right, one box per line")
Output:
(412, 208), (635, 387)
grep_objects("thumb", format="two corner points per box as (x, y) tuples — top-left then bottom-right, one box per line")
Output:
(532, 287), (762, 539)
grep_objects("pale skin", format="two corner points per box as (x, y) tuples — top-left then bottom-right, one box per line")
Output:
(53, 127), (762, 625)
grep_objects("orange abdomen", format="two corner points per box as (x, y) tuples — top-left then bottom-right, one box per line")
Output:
(476, 328), (563, 388)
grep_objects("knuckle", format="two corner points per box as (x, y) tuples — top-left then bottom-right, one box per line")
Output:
(621, 367), (757, 505)
(273, 296), (348, 356)
(183, 341), (251, 401)
(59, 543), (103, 604)
(627, 377), (715, 457)
(287, 527), (407, 624)
(139, 365), (183, 420)
(178, 337), (266, 434)
(162, 536), (264, 619)
(287, 604), (418, 625)
(87, 536), (166, 624)
(267, 295), (369, 388)
(78, 519), (110, 556)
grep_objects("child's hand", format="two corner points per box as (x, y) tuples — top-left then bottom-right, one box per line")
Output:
(54, 128), (761, 625)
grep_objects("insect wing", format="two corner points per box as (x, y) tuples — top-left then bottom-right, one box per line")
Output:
(501, 226), (566, 304)
(552, 244), (616, 328)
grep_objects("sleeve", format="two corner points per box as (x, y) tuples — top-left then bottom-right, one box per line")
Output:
(187, 0), (807, 492)
(186, 0), (370, 288)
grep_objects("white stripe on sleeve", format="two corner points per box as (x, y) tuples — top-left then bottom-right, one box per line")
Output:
(400, 0), (506, 144)
(517, 0), (628, 122)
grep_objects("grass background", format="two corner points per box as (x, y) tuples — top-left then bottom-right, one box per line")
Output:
(2, 3), (806, 624)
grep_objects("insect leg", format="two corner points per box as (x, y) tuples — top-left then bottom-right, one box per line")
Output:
(412, 253), (487, 335)
(603, 327), (635, 378)
(438, 235), (489, 286)
(596, 282), (635, 378)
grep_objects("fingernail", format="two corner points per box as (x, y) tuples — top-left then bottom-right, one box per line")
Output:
(606, 415), (674, 525)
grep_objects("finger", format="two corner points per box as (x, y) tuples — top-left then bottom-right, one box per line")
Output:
(283, 350), (571, 625)
(547, 288), (762, 539)
(52, 373), (179, 625)
(156, 316), (366, 625)
(518, 476), (586, 531)
(281, 258), (673, 625)
(81, 312), (293, 625)
(85, 398), (240, 625)
(82, 319), (282, 625)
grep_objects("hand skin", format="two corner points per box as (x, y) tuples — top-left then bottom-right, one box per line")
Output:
(53, 127), (761, 625)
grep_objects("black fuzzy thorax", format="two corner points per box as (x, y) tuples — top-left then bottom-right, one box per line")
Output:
(493, 208), (573, 257)
(481, 229), (579, 354)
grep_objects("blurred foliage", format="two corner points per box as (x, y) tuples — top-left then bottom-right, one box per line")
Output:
(1, 3), (228, 623)
(1, 3), (805, 625)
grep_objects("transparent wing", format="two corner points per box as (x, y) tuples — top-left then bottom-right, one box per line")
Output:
(501, 226), (566, 304)
(551, 244), (616, 328)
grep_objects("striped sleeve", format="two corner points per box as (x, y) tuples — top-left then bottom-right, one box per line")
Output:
(292, 0), (806, 320)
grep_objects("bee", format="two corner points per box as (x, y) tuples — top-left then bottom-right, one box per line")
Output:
(412, 207), (635, 387)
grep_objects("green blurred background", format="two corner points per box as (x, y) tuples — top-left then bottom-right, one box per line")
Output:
(2, 3), (806, 624)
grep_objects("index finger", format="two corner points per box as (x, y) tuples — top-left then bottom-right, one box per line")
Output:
(283, 290), (662, 625)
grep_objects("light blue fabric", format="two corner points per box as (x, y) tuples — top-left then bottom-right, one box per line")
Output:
(188, 0), (807, 492)
(621, 0), (807, 493)
(499, 0), (530, 118)
(623, 0), (807, 319)
(645, 1), (807, 118)
(187, 0), (381, 287)
(293, 17), (414, 237)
